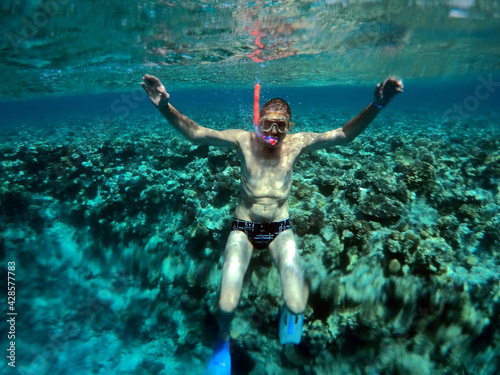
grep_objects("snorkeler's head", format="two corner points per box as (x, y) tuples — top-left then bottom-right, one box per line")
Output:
(254, 99), (292, 148)
(259, 98), (293, 137)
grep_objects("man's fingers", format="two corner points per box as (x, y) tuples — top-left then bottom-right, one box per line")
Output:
(141, 82), (155, 96)
(382, 79), (404, 95)
(391, 81), (404, 93)
(142, 74), (159, 88)
(141, 80), (155, 95)
(386, 78), (404, 89)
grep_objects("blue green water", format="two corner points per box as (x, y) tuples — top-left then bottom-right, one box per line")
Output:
(2, 77), (499, 126)
(1, 1), (500, 374)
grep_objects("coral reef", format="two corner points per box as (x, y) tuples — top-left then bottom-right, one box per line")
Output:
(1, 111), (499, 375)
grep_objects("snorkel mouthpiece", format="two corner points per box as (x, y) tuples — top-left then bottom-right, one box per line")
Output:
(254, 124), (278, 145)
(253, 82), (278, 146)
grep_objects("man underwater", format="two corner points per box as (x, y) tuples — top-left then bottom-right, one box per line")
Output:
(141, 74), (403, 374)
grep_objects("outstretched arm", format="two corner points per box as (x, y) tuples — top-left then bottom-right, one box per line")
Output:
(141, 74), (242, 147)
(300, 77), (403, 151)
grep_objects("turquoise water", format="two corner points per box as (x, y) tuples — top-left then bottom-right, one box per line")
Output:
(1, 1), (500, 375)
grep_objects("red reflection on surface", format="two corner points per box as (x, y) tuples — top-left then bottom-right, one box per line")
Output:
(247, 25), (266, 63)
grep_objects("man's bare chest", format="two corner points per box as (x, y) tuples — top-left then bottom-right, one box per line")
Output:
(242, 149), (295, 175)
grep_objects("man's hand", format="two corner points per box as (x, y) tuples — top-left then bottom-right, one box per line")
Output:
(374, 77), (404, 107)
(141, 74), (169, 108)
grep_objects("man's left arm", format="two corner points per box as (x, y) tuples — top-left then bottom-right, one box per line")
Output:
(300, 77), (403, 151)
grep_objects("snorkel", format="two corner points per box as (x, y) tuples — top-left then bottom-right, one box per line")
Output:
(253, 83), (278, 146)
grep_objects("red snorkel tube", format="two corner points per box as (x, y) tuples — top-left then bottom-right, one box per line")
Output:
(253, 83), (277, 146)
(254, 83), (261, 126)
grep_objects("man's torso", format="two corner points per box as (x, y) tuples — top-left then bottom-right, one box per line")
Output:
(233, 131), (304, 222)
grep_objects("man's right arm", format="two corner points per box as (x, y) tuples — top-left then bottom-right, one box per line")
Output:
(142, 74), (241, 148)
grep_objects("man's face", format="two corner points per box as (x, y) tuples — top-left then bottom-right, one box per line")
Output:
(258, 112), (291, 147)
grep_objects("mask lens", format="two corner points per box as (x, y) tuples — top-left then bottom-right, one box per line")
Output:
(275, 120), (287, 132)
(260, 119), (273, 131)
(260, 118), (289, 133)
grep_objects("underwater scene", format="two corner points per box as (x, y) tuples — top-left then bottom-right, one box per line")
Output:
(1, 0), (500, 374)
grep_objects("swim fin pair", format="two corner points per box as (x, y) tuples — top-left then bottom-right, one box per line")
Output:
(279, 306), (304, 345)
(205, 306), (302, 374)
(205, 336), (231, 375)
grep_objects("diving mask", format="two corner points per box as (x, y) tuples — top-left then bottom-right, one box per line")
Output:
(258, 114), (290, 134)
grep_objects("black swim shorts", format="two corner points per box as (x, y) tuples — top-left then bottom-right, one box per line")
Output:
(231, 218), (291, 249)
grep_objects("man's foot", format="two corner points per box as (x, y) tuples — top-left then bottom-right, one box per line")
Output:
(279, 306), (304, 345)
(205, 336), (231, 375)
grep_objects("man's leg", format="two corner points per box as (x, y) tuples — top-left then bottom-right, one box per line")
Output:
(268, 229), (308, 315)
(268, 229), (308, 344)
(217, 230), (253, 340)
(206, 230), (253, 374)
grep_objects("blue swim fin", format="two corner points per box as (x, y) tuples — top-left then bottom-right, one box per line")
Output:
(279, 306), (304, 345)
(205, 336), (231, 375)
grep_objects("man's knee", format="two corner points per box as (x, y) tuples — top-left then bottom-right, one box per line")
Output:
(282, 267), (309, 315)
(218, 290), (241, 313)
(284, 295), (307, 315)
